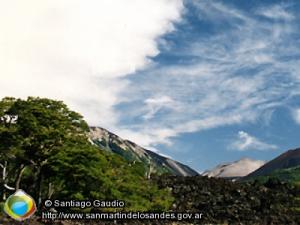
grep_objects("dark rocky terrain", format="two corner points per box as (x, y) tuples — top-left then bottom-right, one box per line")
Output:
(157, 175), (300, 225)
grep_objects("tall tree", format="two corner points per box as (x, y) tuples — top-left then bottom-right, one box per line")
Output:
(0, 97), (89, 203)
(0, 97), (19, 200)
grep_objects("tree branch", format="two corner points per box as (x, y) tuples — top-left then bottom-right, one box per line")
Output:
(4, 184), (15, 191)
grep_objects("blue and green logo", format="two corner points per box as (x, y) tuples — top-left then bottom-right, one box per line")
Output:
(3, 190), (36, 221)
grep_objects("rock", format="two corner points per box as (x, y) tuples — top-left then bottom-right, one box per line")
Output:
(156, 175), (299, 224)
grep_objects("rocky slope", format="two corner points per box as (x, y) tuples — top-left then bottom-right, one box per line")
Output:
(157, 175), (300, 225)
(202, 158), (265, 178)
(245, 148), (300, 179)
(246, 166), (300, 184)
(89, 127), (198, 176)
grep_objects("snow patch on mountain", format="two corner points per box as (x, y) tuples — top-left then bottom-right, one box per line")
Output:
(202, 158), (266, 178)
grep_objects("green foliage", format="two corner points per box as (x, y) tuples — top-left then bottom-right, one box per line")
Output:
(0, 201), (4, 211)
(0, 97), (173, 211)
(250, 166), (300, 184)
(46, 142), (173, 211)
(0, 97), (89, 200)
(96, 140), (173, 176)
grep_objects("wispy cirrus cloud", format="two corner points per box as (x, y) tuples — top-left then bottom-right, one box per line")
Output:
(256, 4), (295, 21)
(230, 131), (278, 151)
(143, 96), (178, 120)
(114, 1), (300, 149)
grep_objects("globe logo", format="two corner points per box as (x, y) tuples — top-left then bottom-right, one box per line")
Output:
(4, 190), (37, 221)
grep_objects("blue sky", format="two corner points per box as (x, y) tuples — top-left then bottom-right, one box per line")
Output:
(1, 0), (300, 172)
(114, 0), (300, 171)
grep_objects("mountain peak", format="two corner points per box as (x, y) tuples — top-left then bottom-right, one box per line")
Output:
(245, 148), (300, 179)
(202, 158), (266, 178)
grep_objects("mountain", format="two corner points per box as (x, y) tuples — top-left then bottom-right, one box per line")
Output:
(248, 166), (300, 184)
(244, 148), (300, 179)
(202, 158), (265, 178)
(89, 127), (198, 176)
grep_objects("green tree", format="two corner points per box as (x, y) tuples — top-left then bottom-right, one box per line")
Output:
(0, 96), (173, 211)
(46, 143), (173, 211)
(0, 97), (88, 204)
(0, 97), (22, 200)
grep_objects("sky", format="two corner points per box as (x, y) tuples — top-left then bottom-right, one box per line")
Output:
(1, 0), (300, 172)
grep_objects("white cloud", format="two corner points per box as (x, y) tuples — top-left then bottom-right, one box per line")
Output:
(143, 96), (177, 120)
(0, 0), (183, 128)
(116, 114), (245, 148)
(230, 131), (278, 151)
(256, 4), (295, 21)
(1, 1), (299, 152)
(292, 108), (300, 124)
(192, 1), (250, 22)
(112, 1), (300, 148)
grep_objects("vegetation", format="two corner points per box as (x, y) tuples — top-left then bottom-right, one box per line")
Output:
(0, 97), (173, 212)
(242, 167), (300, 219)
(246, 166), (300, 184)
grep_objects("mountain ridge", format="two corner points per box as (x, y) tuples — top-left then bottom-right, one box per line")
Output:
(89, 126), (198, 176)
(244, 148), (300, 179)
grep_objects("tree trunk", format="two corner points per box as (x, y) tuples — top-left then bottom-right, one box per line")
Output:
(35, 166), (43, 208)
(15, 165), (26, 190)
(1, 161), (7, 200)
(47, 182), (54, 199)
(146, 163), (153, 180)
(1, 161), (15, 200)
(38, 175), (43, 207)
